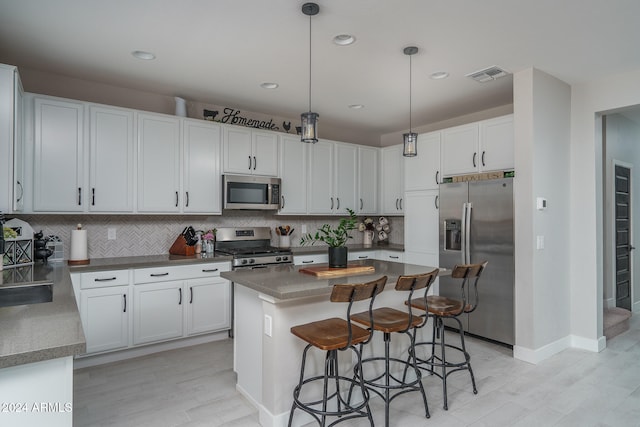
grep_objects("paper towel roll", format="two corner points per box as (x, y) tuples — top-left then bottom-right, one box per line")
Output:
(70, 228), (88, 261)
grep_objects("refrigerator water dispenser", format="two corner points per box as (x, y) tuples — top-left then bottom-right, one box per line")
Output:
(444, 219), (461, 251)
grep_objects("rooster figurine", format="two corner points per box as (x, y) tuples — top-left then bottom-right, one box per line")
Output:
(282, 121), (291, 133)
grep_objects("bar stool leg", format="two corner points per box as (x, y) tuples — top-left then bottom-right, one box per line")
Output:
(438, 318), (449, 410)
(453, 317), (477, 394)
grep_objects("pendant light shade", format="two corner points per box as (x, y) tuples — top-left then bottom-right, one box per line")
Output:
(403, 46), (418, 157)
(301, 3), (319, 143)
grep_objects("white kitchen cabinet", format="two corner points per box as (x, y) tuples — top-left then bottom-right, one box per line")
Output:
(349, 250), (376, 261)
(185, 276), (231, 335)
(404, 189), (439, 260)
(133, 280), (185, 345)
(376, 250), (404, 263)
(294, 253), (328, 266)
(278, 135), (307, 214)
(441, 115), (514, 176)
(358, 146), (378, 214)
(223, 126), (278, 176)
(183, 119), (222, 214)
(380, 144), (404, 215)
(33, 97), (85, 212)
(137, 112), (181, 213)
(307, 140), (334, 214)
(405, 131), (440, 191)
(479, 115), (514, 172)
(81, 286), (129, 354)
(89, 105), (135, 212)
(0, 64), (24, 213)
(334, 142), (358, 214)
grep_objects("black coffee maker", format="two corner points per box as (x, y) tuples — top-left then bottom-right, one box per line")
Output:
(34, 230), (53, 263)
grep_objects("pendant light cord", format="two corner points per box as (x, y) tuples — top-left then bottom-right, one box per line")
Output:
(409, 53), (412, 132)
(308, 13), (312, 113)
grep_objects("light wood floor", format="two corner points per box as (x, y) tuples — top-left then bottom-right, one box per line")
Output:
(74, 314), (640, 427)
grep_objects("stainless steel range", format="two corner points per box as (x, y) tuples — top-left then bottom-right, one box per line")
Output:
(215, 227), (292, 269)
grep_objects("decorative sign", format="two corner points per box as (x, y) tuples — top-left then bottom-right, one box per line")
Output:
(201, 105), (299, 135)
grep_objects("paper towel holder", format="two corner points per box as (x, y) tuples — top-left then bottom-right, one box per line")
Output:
(68, 223), (90, 266)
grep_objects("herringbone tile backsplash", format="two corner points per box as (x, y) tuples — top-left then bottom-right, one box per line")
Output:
(13, 212), (403, 260)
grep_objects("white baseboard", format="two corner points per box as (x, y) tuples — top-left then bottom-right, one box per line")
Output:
(605, 298), (615, 309)
(73, 331), (229, 369)
(513, 333), (603, 364)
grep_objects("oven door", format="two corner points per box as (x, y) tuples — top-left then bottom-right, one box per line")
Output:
(223, 175), (280, 210)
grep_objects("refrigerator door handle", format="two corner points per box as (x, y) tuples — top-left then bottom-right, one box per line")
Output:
(465, 202), (473, 264)
(461, 203), (467, 265)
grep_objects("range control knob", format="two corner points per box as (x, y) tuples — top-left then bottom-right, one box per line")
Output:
(241, 259), (248, 265)
(275, 256), (281, 262)
(282, 256), (289, 261)
(249, 258), (255, 264)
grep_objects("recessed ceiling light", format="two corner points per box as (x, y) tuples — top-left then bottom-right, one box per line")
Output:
(131, 50), (156, 60)
(348, 104), (364, 109)
(430, 71), (449, 80)
(333, 34), (356, 46)
(260, 82), (279, 89)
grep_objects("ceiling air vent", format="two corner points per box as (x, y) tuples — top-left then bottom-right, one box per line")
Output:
(466, 66), (510, 83)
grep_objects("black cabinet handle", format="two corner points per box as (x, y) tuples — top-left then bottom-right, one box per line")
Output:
(248, 155), (252, 170)
(435, 171), (439, 184)
(189, 287), (193, 304)
(123, 294), (127, 313)
(178, 288), (182, 305)
(302, 260), (314, 264)
(202, 268), (219, 273)
(336, 197), (340, 210)
(253, 156), (257, 170)
(175, 191), (179, 207)
(281, 195), (285, 209)
(150, 272), (169, 277)
(389, 255), (399, 259)
(395, 198), (399, 210)
(358, 256), (368, 259)
(330, 198), (334, 210)
(473, 152), (477, 168)
(481, 151), (486, 167)
(185, 191), (189, 207)
(91, 188), (95, 206)
(94, 277), (117, 282)
(360, 198), (363, 210)
(78, 187), (82, 205)
(16, 180), (23, 203)
(435, 195), (439, 209)
(399, 198), (403, 210)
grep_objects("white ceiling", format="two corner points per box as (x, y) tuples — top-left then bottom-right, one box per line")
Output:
(1, 0), (640, 142)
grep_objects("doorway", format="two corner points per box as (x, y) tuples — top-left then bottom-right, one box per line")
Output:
(613, 163), (633, 310)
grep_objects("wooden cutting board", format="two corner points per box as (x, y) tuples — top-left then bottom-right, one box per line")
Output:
(299, 264), (375, 278)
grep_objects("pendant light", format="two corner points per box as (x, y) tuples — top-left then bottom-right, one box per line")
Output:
(301, 2), (319, 143)
(403, 46), (418, 157)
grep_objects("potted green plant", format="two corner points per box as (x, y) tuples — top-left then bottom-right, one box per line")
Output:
(299, 208), (357, 268)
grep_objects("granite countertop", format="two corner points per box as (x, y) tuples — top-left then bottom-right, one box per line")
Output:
(221, 259), (444, 301)
(65, 253), (234, 273)
(0, 263), (85, 369)
(290, 243), (404, 256)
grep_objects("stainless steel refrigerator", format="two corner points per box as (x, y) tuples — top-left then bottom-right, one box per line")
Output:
(439, 177), (514, 345)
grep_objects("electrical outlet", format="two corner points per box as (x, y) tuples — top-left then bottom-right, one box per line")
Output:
(536, 235), (544, 250)
(301, 224), (307, 234)
(108, 228), (117, 240)
(264, 314), (272, 337)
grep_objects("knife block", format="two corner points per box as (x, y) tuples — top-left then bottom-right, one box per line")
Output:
(169, 235), (196, 256)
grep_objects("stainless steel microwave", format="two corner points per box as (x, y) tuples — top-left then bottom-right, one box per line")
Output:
(223, 174), (281, 210)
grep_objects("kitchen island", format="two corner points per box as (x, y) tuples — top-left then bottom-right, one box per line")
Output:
(222, 259), (445, 427)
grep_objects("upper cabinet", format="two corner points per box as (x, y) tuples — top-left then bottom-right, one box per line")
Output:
(307, 140), (357, 215)
(279, 135), (307, 214)
(183, 119), (222, 214)
(0, 64), (24, 213)
(404, 131), (440, 192)
(441, 114), (514, 177)
(137, 113), (182, 213)
(334, 142), (358, 215)
(223, 127), (278, 176)
(357, 146), (378, 214)
(379, 145), (404, 215)
(89, 105), (135, 212)
(33, 97), (85, 212)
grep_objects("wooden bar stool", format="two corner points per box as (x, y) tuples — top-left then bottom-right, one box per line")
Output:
(288, 276), (387, 427)
(350, 270), (438, 427)
(409, 261), (487, 410)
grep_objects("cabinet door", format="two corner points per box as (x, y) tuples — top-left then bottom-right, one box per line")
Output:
(89, 106), (134, 212)
(183, 120), (222, 214)
(405, 132), (440, 191)
(252, 131), (279, 176)
(186, 277), (231, 335)
(380, 145), (404, 215)
(223, 126), (252, 174)
(307, 140), (334, 214)
(133, 281), (184, 345)
(334, 143), (358, 214)
(404, 190), (439, 255)
(279, 135), (307, 214)
(33, 97), (84, 212)
(358, 147), (378, 214)
(376, 250), (404, 263)
(137, 113), (181, 212)
(479, 115), (514, 172)
(81, 287), (129, 354)
(294, 253), (329, 266)
(441, 123), (479, 176)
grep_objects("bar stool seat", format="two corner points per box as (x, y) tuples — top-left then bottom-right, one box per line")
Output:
(350, 270), (438, 427)
(409, 262), (487, 410)
(288, 276), (387, 427)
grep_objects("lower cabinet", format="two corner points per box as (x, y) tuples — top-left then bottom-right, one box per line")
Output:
(133, 280), (184, 345)
(80, 286), (129, 354)
(185, 277), (231, 336)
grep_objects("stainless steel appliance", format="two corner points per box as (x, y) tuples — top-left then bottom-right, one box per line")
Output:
(223, 174), (281, 210)
(439, 177), (514, 345)
(215, 227), (292, 269)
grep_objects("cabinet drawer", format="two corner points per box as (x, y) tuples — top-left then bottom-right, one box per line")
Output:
(294, 254), (328, 266)
(188, 262), (231, 279)
(348, 251), (376, 261)
(80, 270), (129, 289)
(133, 262), (231, 284)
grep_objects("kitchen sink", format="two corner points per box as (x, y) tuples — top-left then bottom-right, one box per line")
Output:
(0, 282), (53, 308)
